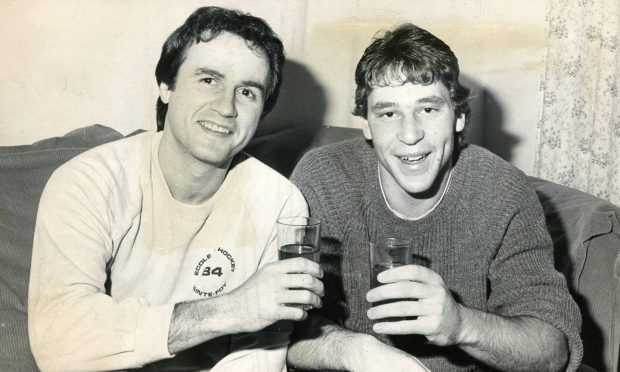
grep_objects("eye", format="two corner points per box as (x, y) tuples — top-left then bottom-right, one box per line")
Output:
(201, 77), (216, 85)
(380, 111), (396, 119)
(417, 106), (441, 117)
(237, 87), (258, 102)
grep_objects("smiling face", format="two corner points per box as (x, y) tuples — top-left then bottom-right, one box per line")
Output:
(159, 31), (269, 170)
(364, 81), (465, 205)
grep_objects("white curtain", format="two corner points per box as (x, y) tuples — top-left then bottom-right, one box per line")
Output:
(534, 0), (620, 205)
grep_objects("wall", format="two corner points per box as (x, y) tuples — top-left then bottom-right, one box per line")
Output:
(0, 0), (548, 173)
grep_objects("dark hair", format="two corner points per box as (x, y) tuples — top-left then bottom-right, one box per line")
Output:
(353, 23), (471, 146)
(154, 6), (285, 131)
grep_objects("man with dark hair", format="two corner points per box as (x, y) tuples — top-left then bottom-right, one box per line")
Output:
(154, 6), (285, 131)
(288, 23), (582, 371)
(29, 6), (323, 371)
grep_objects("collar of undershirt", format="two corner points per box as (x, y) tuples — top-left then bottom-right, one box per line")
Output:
(377, 162), (453, 221)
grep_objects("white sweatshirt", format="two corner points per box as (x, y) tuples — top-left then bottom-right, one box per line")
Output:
(28, 132), (307, 371)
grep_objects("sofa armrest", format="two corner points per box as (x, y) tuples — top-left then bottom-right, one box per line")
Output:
(529, 176), (620, 372)
(579, 224), (620, 372)
(614, 254), (620, 372)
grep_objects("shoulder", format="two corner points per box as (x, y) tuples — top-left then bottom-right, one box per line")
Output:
(226, 154), (308, 226)
(457, 144), (539, 210)
(292, 137), (373, 189)
(460, 144), (529, 184)
(234, 152), (304, 202)
(52, 132), (153, 178)
(236, 152), (295, 187)
(297, 136), (371, 166)
(43, 132), (156, 206)
(290, 138), (372, 225)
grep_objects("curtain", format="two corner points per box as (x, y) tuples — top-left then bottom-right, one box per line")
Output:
(535, 0), (620, 205)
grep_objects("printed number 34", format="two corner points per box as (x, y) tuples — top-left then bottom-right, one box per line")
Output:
(202, 266), (223, 277)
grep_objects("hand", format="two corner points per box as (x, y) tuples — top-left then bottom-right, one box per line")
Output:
(366, 264), (464, 346)
(222, 257), (324, 333)
(347, 334), (430, 372)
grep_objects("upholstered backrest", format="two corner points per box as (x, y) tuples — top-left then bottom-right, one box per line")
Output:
(0, 125), (124, 371)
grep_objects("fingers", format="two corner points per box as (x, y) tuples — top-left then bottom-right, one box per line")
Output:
(286, 273), (324, 296)
(250, 259), (325, 322)
(367, 300), (433, 320)
(272, 257), (323, 278)
(372, 317), (436, 335)
(376, 264), (442, 285)
(366, 281), (430, 303)
(263, 266), (325, 311)
(282, 289), (323, 309)
(277, 304), (308, 322)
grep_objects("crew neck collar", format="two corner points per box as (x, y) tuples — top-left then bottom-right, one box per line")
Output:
(377, 163), (453, 221)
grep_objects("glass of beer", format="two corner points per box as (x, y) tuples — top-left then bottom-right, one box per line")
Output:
(369, 237), (413, 321)
(277, 216), (321, 309)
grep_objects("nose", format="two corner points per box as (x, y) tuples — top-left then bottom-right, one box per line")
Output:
(210, 88), (238, 118)
(397, 116), (424, 145)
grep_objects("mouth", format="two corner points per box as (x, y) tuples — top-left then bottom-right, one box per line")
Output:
(397, 153), (429, 164)
(197, 120), (231, 135)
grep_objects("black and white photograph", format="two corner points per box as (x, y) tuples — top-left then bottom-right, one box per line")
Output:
(0, 1), (618, 371)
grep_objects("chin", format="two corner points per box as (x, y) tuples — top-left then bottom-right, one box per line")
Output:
(398, 174), (440, 197)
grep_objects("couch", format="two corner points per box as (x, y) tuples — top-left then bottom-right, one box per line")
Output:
(1, 125), (618, 371)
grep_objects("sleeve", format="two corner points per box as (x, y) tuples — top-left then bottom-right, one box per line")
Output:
(257, 182), (309, 268)
(291, 153), (348, 325)
(28, 165), (175, 371)
(215, 179), (308, 372)
(487, 181), (584, 371)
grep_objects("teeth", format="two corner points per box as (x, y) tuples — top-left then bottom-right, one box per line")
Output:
(400, 154), (426, 162)
(198, 121), (230, 134)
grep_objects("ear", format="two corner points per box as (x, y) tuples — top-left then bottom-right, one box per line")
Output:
(362, 119), (372, 140)
(455, 113), (465, 133)
(159, 82), (171, 104)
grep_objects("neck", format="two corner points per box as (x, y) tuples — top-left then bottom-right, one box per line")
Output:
(158, 133), (231, 205)
(379, 161), (452, 220)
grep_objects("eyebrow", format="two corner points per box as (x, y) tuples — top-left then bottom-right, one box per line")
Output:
(371, 101), (397, 111)
(194, 67), (224, 80)
(417, 96), (446, 105)
(241, 80), (266, 95)
(371, 95), (447, 111)
(193, 67), (266, 95)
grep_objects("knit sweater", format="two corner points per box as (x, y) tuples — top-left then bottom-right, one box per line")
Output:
(291, 137), (583, 372)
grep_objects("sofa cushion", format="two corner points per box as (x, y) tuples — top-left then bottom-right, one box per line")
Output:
(0, 125), (124, 372)
(530, 176), (620, 372)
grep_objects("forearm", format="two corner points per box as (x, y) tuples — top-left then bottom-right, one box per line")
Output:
(457, 305), (568, 372)
(287, 315), (372, 371)
(168, 294), (245, 354)
(169, 256), (323, 355)
(168, 307), (290, 371)
(288, 315), (431, 372)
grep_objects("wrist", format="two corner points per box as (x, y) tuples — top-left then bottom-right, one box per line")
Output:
(168, 296), (235, 354)
(454, 304), (481, 347)
(198, 293), (242, 334)
(342, 332), (382, 370)
(182, 294), (240, 334)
